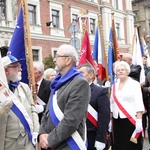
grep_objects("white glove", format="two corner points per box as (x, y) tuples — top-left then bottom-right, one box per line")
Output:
(135, 118), (143, 133)
(108, 120), (112, 133)
(35, 105), (44, 114)
(102, 81), (111, 88)
(32, 132), (38, 146)
(104, 81), (111, 88)
(94, 141), (105, 150)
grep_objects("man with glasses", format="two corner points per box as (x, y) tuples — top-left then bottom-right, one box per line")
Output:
(38, 44), (90, 150)
(0, 54), (39, 150)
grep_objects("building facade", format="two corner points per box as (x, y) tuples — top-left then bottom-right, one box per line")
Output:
(0, 0), (134, 61)
(132, 0), (150, 49)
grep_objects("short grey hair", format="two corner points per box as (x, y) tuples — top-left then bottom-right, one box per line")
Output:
(33, 62), (44, 75)
(77, 64), (95, 74)
(114, 61), (131, 74)
(59, 44), (78, 64)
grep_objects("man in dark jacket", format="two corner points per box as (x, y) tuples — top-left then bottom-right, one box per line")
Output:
(78, 64), (110, 150)
(33, 62), (51, 123)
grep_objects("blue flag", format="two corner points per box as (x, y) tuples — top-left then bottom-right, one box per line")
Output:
(93, 28), (99, 59)
(7, 7), (28, 84)
(108, 28), (115, 85)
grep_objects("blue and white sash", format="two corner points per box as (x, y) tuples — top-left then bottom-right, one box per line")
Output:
(50, 91), (87, 150)
(9, 89), (33, 143)
(0, 79), (34, 143)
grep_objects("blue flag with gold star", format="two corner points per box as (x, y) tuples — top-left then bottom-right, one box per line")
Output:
(108, 28), (115, 85)
(7, 7), (28, 84)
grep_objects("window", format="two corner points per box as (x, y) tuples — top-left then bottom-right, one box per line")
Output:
(114, 0), (119, 9)
(28, 4), (36, 25)
(0, 0), (6, 19)
(52, 9), (59, 28)
(72, 14), (78, 22)
(49, 2), (64, 36)
(90, 18), (96, 34)
(51, 48), (58, 58)
(32, 49), (39, 61)
(116, 23), (120, 38)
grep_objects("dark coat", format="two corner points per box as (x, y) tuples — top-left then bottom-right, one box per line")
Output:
(37, 78), (51, 123)
(87, 83), (110, 149)
(142, 72), (150, 142)
(129, 64), (141, 82)
(39, 76), (90, 150)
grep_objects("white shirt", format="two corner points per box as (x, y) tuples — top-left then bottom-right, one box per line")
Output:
(110, 77), (144, 119)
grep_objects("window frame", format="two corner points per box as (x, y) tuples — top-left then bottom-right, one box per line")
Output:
(28, 4), (36, 25)
(32, 46), (42, 62)
(116, 23), (120, 38)
(0, 0), (6, 19)
(52, 9), (60, 28)
(90, 18), (96, 34)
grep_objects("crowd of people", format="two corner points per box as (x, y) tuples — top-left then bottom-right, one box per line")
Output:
(0, 44), (150, 150)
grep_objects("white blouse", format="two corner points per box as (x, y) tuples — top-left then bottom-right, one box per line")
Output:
(110, 77), (145, 119)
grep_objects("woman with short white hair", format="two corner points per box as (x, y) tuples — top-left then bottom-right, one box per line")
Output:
(110, 61), (144, 150)
(44, 68), (57, 81)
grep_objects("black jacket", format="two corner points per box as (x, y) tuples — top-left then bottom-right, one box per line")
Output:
(37, 78), (51, 123)
(129, 64), (141, 82)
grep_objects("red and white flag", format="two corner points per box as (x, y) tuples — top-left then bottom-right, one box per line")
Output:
(78, 31), (94, 67)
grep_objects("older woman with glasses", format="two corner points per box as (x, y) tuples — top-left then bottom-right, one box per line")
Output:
(110, 61), (144, 150)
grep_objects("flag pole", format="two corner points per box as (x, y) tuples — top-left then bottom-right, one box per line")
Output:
(131, 27), (136, 55)
(97, 14), (109, 81)
(111, 11), (120, 61)
(21, 0), (37, 104)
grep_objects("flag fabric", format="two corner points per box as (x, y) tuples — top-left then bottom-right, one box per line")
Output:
(78, 31), (94, 67)
(132, 28), (145, 84)
(93, 27), (106, 81)
(7, 7), (28, 84)
(107, 14), (120, 85)
(137, 27), (144, 55)
(141, 36), (150, 66)
(108, 28), (115, 85)
(111, 14), (120, 61)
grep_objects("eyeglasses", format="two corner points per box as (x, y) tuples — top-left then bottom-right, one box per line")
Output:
(55, 55), (69, 59)
(7, 64), (22, 69)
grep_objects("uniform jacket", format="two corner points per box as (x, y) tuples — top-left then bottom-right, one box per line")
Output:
(39, 76), (90, 150)
(0, 82), (39, 150)
(37, 78), (51, 122)
(87, 83), (110, 144)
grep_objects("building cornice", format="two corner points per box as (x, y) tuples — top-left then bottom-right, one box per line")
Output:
(31, 33), (70, 43)
(48, 0), (64, 5)
(74, 0), (98, 7)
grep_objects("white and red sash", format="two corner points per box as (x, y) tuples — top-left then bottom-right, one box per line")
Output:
(112, 84), (142, 144)
(50, 91), (87, 150)
(87, 104), (98, 127)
